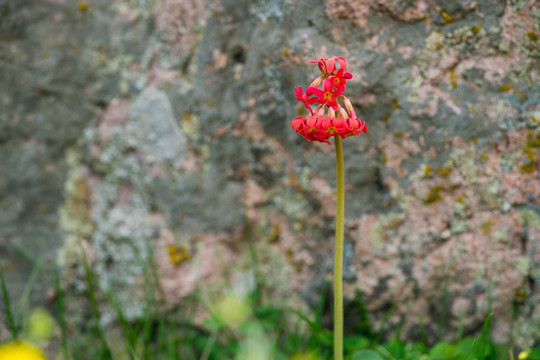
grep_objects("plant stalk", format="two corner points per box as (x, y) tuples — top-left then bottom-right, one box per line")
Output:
(333, 135), (345, 360)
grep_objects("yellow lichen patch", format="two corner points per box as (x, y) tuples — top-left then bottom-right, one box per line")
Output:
(527, 32), (538, 41)
(471, 24), (483, 34)
(423, 164), (433, 178)
(514, 286), (529, 304)
(520, 209), (540, 230)
(525, 130), (540, 149)
(369, 213), (406, 248)
(439, 9), (454, 25)
(282, 48), (290, 58)
(380, 151), (387, 164)
(480, 152), (489, 161)
(392, 97), (400, 110)
(180, 112), (201, 142)
(450, 67), (458, 88)
(520, 150), (536, 174)
(78, 1), (88, 12)
(2, 261), (15, 272)
(498, 84), (514, 93)
(266, 223), (281, 244)
(480, 219), (493, 235)
(60, 168), (94, 238)
(424, 185), (443, 204)
(469, 106), (476, 114)
(436, 166), (452, 178)
(167, 244), (190, 266)
(456, 193), (468, 204)
(521, 132), (538, 173)
(471, 137), (478, 144)
(519, 91), (525, 102)
(394, 130), (403, 137)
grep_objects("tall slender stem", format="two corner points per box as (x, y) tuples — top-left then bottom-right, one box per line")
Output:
(333, 135), (345, 360)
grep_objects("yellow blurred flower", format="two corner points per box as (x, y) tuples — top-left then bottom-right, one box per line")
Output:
(214, 293), (251, 328)
(27, 308), (56, 342)
(518, 350), (530, 360)
(0, 341), (47, 360)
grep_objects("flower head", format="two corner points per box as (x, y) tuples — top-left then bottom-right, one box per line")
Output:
(291, 57), (366, 145)
(0, 341), (47, 360)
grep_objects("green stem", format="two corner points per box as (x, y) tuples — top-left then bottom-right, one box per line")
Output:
(334, 135), (345, 360)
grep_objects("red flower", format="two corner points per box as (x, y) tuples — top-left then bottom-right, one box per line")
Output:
(291, 109), (332, 145)
(307, 78), (344, 110)
(295, 86), (316, 114)
(337, 116), (367, 138)
(328, 69), (352, 92)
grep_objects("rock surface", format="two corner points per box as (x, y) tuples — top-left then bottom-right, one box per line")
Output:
(1, 0), (539, 346)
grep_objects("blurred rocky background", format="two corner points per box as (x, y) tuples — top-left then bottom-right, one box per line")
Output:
(0, 0), (539, 347)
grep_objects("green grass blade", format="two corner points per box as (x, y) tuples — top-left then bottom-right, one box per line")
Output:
(106, 289), (139, 359)
(314, 281), (329, 327)
(418, 316), (427, 347)
(12, 243), (43, 321)
(438, 267), (451, 341)
(142, 241), (166, 305)
(376, 300), (398, 344)
(480, 312), (493, 342)
(354, 289), (375, 339)
(0, 267), (18, 339)
(158, 316), (166, 359)
(78, 237), (112, 359)
(54, 265), (69, 360)
(15, 259), (43, 326)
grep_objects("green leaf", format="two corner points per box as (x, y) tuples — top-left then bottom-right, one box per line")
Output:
(529, 347), (540, 360)
(351, 349), (386, 360)
(429, 342), (457, 359)
(203, 317), (223, 331)
(344, 335), (369, 353)
(457, 337), (490, 358)
(492, 344), (511, 360)
(383, 339), (405, 359)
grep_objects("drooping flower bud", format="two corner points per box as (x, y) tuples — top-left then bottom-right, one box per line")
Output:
(343, 97), (356, 118)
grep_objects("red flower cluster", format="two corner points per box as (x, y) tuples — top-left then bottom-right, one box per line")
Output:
(291, 57), (367, 145)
